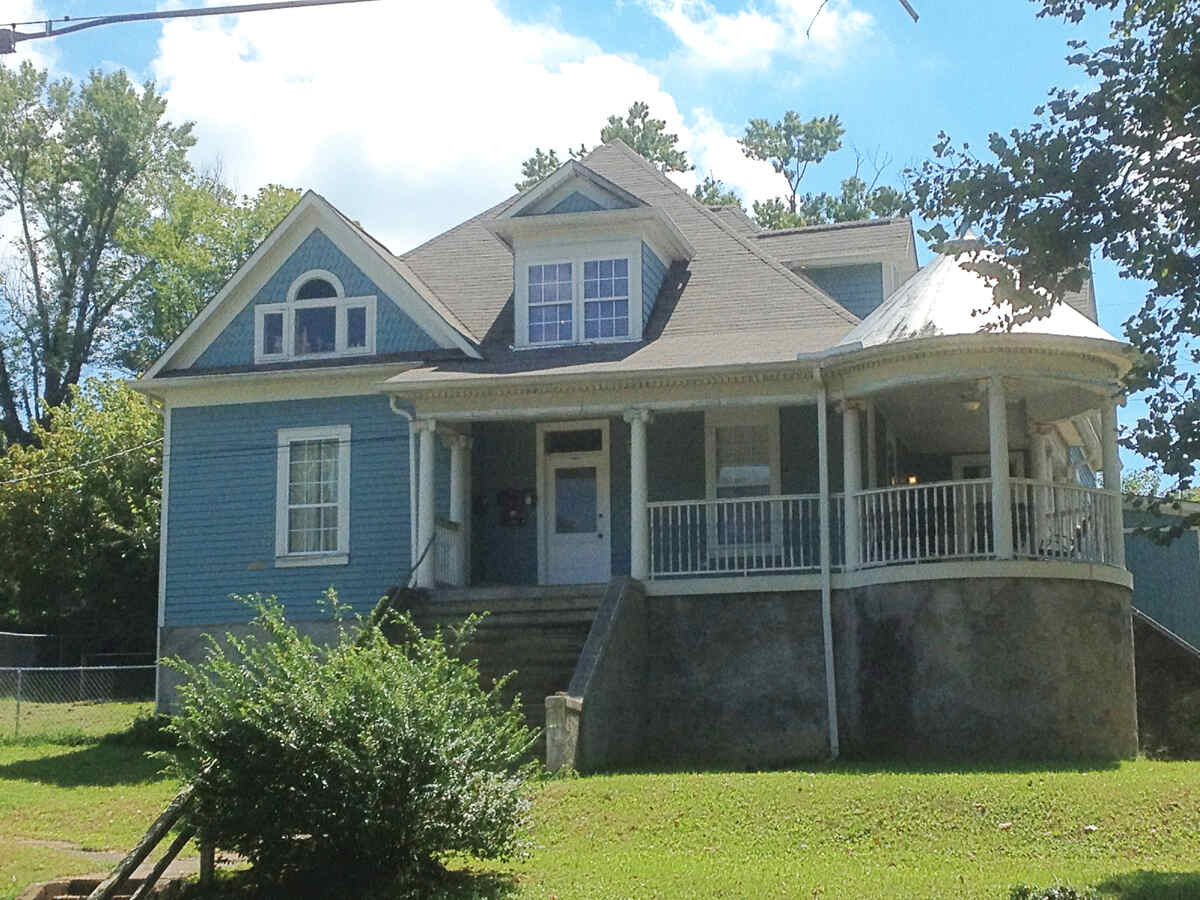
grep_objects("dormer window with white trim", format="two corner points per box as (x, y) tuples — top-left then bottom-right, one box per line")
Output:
(254, 270), (377, 363)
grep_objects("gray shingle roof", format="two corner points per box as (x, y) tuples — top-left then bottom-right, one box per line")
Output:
(393, 140), (861, 379)
(754, 216), (916, 267)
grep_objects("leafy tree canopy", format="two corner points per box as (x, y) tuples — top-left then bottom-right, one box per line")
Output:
(742, 112), (905, 229)
(515, 101), (688, 191)
(907, 0), (1200, 530)
(692, 175), (741, 207)
(599, 100), (691, 174)
(0, 378), (161, 648)
(0, 61), (298, 443)
(117, 177), (300, 372)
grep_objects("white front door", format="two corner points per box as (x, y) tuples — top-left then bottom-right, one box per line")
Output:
(540, 421), (611, 584)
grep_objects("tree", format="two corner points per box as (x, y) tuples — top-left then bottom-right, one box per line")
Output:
(0, 62), (193, 445)
(599, 100), (691, 174)
(907, 0), (1200, 532)
(692, 175), (742, 208)
(0, 378), (161, 650)
(741, 112), (906, 229)
(117, 176), (301, 372)
(515, 101), (688, 191)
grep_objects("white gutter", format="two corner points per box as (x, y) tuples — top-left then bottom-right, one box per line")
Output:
(813, 364), (840, 760)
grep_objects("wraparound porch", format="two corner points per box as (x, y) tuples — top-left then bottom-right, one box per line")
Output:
(408, 373), (1126, 589)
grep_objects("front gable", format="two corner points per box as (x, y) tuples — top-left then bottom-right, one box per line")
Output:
(146, 191), (479, 378)
(192, 228), (440, 370)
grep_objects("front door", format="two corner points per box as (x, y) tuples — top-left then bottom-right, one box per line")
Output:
(540, 421), (611, 584)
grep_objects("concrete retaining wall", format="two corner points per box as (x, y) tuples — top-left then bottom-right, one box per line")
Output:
(834, 577), (1137, 760)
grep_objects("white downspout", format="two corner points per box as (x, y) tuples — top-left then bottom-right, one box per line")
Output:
(814, 367), (840, 760)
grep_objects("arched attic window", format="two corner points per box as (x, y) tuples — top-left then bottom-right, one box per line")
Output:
(254, 269), (376, 363)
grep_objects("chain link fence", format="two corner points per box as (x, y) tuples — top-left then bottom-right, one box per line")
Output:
(0, 665), (156, 740)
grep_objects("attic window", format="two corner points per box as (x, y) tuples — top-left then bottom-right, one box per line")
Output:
(254, 269), (377, 364)
(295, 277), (338, 300)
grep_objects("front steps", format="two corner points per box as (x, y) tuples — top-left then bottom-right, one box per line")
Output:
(408, 584), (604, 729)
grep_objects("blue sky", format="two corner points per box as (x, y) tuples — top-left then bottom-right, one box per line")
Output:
(6, 0), (1156, 469)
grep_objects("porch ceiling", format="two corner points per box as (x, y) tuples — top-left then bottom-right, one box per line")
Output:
(873, 376), (1105, 456)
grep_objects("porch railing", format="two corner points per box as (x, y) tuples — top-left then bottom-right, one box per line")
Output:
(434, 518), (466, 587)
(1010, 478), (1117, 565)
(648, 493), (844, 578)
(856, 479), (994, 568)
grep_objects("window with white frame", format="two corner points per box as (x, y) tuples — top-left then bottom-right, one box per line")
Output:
(583, 258), (629, 339)
(275, 425), (350, 565)
(255, 271), (376, 363)
(705, 409), (781, 550)
(527, 262), (573, 344)
(522, 251), (635, 347)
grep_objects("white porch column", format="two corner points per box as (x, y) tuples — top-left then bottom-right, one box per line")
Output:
(1030, 425), (1053, 555)
(414, 419), (438, 589)
(625, 408), (653, 581)
(1101, 401), (1126, 568)
(987, 376), (1014, 559)
(865, 400), (878, 489)
(841, 401), (863, 570)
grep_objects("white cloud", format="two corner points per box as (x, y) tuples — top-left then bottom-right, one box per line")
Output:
(151, 0), (693, 252)
(2, 0), (58, 73)
(643, 0), (872, 71)
(684, 109), (781, 206)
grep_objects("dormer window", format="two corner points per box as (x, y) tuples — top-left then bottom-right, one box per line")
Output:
(254, 270), (376, 363)
(518, 242), (641, 348)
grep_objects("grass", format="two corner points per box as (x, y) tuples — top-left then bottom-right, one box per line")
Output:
(3, 718), (1200, 899)
(0, 699), (155, 744)
(0, 729), (184, 900)
(460, 761), (1200, 900)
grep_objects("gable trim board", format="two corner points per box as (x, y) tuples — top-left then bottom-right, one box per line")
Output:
(501, 159), (648, 219)
(144, 192), (481, 380)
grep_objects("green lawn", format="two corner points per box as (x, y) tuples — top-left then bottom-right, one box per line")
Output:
(4, 727), (1200, 900)
(0, 699), (154, 743)
(0, 736), (184, 900)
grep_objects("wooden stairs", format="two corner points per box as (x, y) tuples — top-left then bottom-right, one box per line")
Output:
(407, 583), (604, 729)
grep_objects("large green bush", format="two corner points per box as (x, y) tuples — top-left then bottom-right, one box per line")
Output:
(162, 593), (538, 891)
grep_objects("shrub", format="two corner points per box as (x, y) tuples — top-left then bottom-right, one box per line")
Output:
(161, 593), (538, 891)
(1009, 885), (1096, 900)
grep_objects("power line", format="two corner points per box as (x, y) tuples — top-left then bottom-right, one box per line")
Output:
(0, 437), (163, 486)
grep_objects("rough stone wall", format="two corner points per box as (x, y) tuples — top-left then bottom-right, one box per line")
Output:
(643, 591), (830, 767)
(567, 578), (648, 772)
(834, 577), (1137, 760)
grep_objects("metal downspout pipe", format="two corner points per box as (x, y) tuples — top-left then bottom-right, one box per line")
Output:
(814, 366), (840, 760)
(389, 396), (419, 586)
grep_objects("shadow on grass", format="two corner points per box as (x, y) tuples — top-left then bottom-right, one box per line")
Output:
(1095, 871), (1200, 899)
(592, 756), (1124, 778)
(0, 741), (163, 787)
(174, 865), (519, 900)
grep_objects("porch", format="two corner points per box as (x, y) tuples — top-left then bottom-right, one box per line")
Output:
(409, 373), (1125, 590)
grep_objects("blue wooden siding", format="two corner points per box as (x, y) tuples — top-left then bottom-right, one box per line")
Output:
(609, 417), (631, 577)
(641, 243), (668, 329)
(1126, 511), (1200, 648)
(470, 422), (538, 585)
(804, 263), (884, 320)
(165, 395), (409, 626)
(191, 229), (440, 370)
(545, 191), (605, 214)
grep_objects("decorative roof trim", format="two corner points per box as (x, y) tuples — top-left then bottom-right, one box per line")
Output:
(498, 159), (648, 220)
(486, 206), (695, 261)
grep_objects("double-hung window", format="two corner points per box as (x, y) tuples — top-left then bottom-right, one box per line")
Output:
(523, 251), (634, 346)
(527, 263), (573, 345)
(255, 272), (376, 364)
(705, 409), (781, 553)
(275, 425), (350, 566)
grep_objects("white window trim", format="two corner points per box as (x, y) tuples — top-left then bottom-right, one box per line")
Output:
(275, 425), (351, 567)
(287, 269), (345, 302)
(253, 285), (377, 364)
(704, 407), (783, 557)
(515, 238), (644, 349)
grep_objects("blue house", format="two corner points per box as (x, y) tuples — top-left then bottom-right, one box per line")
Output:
(135, 140), (1141, 768)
